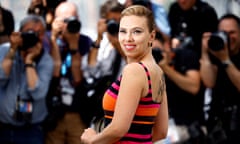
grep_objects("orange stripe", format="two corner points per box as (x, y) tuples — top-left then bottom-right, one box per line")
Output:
(132, 121), (154, 124)
(103, 94), (116, 111)
(105, 115), (113, 119)
(135, 108), (159, 116)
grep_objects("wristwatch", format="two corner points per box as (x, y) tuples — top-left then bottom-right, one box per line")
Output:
(221, 59), (232, 69)
(24, 62), (36, 68)
(91, 41), (100, 49)
(69, 49), (78, 55)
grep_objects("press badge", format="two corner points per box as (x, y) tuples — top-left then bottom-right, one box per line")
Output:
(17, 100), (33, 113)
(14, 97), (33, 122)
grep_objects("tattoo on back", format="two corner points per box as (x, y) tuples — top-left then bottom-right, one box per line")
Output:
(158, 74), (166, 97)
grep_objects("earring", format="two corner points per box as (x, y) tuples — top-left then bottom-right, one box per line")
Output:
(148, 42), (152, 47)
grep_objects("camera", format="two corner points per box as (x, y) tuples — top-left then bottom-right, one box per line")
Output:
(21, 30), (39, 50)
(176, 36), (194, 50)
(208, 31), (229, 51)
(64, 16), (81, 33)
(106, 19), (119, 36)
(152, 48), (163, 63)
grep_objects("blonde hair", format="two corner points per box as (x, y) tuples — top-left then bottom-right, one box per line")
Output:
(121, 5), (155, 32)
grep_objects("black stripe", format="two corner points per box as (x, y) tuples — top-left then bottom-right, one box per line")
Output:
(133, 115), (155, 122)
(120, 136), (152, 142)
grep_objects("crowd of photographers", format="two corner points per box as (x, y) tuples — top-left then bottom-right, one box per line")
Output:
(0, 0), (239, 144)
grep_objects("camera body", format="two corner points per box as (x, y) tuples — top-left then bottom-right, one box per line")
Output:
(64, 16), (81, 33)
(208, 31), (229, 51)
(106, 19), (119, 36)
(21, 30), (39, 50)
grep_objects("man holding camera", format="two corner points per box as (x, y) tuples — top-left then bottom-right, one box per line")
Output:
(79, 0), (126, 130)
(168, 0), (218, 59)
(0, 15), (53, 144)
(45, 1), (92, 144)
(153, 31), (205, 143)
(200, 14), (240, 144)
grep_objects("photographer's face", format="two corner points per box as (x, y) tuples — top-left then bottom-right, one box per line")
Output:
(55, 4), (78, 34)
(177, 0), (196, 11)
(219, 18), (240, 55)
(106, 11), (121, 44)
(106, 11), (121, 23)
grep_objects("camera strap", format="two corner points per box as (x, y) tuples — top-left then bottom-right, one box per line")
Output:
(14, 58), (33, 117)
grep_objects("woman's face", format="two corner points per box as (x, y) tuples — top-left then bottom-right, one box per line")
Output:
(118, 15), (154, 60)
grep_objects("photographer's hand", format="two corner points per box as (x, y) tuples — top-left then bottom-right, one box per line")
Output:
(200, 32), (217, 88)
(50, 17), (63, 77)
(51, 17), (64, 40)
(209, 45), (230, 62)
(158, 50), (170, 68)
(2, 32), (22, 75)
(24, 42), (42, 64)
(24, 42), (42, 89)
(171, 37), (181, 49)
(97, 18), (107, 40)
(10, 32), (22, 51)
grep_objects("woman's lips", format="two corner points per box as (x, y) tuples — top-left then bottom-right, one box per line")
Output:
(124, 44), (136, 50)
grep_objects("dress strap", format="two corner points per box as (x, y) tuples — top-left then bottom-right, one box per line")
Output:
(138, 62), (152, 97)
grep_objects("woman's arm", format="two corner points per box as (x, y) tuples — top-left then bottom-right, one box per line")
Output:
(81, 63), (145, 144)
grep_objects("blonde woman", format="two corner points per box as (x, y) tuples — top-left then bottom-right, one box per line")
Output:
(81, 5), (168, 144)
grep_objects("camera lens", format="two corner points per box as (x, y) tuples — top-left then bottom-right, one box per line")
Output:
(21, 30), (39, 50)
(208, 31), (228, 51)
(106, 19), (119, 36)
(64, 16), (81, 33)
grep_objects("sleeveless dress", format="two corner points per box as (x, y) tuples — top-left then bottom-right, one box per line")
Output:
(102, 62), (161, 144)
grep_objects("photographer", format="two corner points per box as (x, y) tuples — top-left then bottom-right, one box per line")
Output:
(44, 2), (92, 144)
(200, 14), (240, 144)
(0, 15), (53, 144)
(153, 31), (206, 144)
(80, 0), (126, 129)
(168, 0), (218, 59)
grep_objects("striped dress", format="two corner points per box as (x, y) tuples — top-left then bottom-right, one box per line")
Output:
(102, 62), (161, 144)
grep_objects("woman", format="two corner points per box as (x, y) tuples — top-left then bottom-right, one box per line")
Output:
(81, 5), (168, 144)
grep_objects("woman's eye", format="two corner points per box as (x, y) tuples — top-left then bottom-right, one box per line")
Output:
(119, 30), (126, 33)
(133, 30), (142, 34)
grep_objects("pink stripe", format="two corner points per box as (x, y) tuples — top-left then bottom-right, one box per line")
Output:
(141, 97), (152, 101)
(116, 141), (152, 144)
(106, 90), (118, 99)
(148, 89), (152, 93)
(125, 133), (152, 139)
(146, 71), (150, 76)
(112, 82), (120, 90)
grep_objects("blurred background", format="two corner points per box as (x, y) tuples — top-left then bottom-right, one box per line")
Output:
(1, 0), (239, 40)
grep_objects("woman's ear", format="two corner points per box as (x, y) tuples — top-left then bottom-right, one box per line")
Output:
(150, 30), (156, 44)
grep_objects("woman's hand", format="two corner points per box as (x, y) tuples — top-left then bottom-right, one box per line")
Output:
(80, 128), (97, 144)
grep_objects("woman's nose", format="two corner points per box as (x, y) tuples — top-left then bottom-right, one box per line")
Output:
(126, 32), (133, 42)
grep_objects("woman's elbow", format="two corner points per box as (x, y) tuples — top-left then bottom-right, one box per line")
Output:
(152, 131), (168, 142)
(109, 123), (129, 139)
(152, 126), (168, 142)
